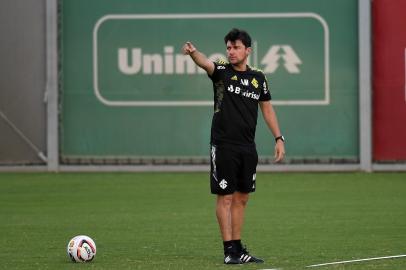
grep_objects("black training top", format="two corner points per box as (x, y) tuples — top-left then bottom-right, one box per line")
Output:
(209, 61), (272, 146)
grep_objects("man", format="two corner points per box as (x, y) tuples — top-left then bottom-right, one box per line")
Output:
(182, 28), (285, 264)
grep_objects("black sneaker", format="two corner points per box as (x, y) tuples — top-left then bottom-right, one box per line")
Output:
(239, 246), (264, 263)
(224, 253), (243, 264)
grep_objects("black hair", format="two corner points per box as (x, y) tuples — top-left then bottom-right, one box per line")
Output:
(224, 28), (252, 48)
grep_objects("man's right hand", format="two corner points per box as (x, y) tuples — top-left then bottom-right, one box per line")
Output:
(181, 41), (214, 76)
(182, 41), (196, 55)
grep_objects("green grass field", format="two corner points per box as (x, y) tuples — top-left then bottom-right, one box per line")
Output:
(0, 172), (405, 270)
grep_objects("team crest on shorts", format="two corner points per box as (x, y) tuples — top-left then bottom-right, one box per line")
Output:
(219, 179), (228, 189)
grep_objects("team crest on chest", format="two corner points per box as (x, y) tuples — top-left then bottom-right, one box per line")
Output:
(251, 78), (259, 88)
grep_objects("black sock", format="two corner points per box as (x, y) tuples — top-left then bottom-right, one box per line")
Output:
(232, 239), (242, 252)
(223, 240), (233, 254)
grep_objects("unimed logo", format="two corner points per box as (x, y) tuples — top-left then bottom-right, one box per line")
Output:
(118, 46), (216, 75)
(93, 13), (330, 106)
(117, 45), (302, 75)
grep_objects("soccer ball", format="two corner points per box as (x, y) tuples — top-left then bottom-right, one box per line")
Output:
(67, 235), (97, 262)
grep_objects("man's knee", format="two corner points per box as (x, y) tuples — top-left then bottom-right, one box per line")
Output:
(217, 194), (233, 208)
(233, 192), (249, 207)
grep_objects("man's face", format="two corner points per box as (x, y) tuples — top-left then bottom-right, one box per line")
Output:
(226, 40), (251, 65)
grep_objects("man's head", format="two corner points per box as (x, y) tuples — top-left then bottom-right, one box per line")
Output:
(224, 28), (252, 48)
(224, 28), (252, 67)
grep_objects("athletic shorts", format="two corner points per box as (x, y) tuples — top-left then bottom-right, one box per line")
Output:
(210, 144), (258, 195)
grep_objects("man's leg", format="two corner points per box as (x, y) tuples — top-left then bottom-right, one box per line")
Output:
(216, 194), (243, 264)
(216, 193), (249, 242)
(216, 194), (233, 241)
(231, 192), (249, 240)
(230, 193), (264, 264)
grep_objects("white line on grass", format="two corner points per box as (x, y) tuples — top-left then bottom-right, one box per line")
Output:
(306, 254), (406, 268)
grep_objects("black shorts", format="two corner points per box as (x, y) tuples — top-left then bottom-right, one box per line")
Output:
(210, 144), (258, 195)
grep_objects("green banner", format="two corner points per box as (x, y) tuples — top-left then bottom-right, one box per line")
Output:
(61, 0), (358, 160)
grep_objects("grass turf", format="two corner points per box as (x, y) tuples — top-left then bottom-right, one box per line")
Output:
(0, 172), (405, 270)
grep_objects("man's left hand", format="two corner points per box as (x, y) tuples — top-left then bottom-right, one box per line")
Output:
(274, 141), (285, 163)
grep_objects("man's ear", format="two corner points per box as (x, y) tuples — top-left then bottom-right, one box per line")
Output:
(246, 47), (252, 55)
